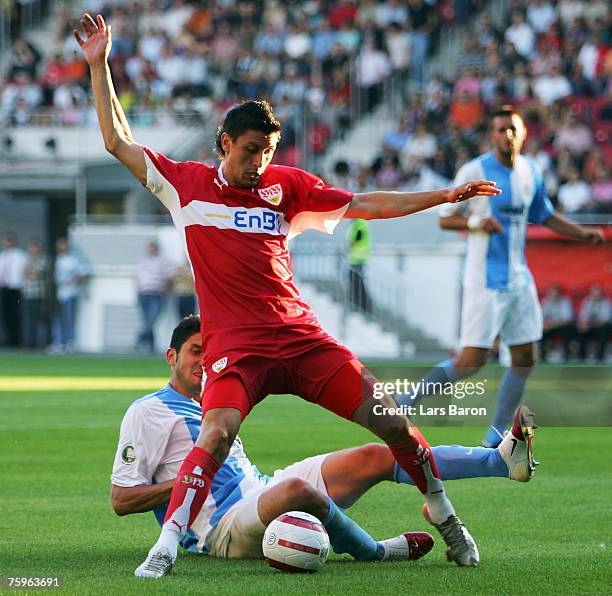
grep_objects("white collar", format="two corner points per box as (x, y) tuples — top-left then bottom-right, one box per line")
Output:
(217, 163), (228, 186)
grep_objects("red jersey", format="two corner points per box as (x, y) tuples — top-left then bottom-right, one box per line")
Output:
(143, 148), (353, 356)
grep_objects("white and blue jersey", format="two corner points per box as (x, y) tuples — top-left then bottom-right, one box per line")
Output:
(111, 384), (269, 553)
(440, 152), (554, 290)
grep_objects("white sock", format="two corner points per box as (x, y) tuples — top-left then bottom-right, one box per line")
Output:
(152, 526), (180, 559)
(422, 459), (455, 524)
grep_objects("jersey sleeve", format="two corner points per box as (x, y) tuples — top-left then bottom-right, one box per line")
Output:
(527, 162), (555, 224)
(142, 147), (207, 217)
(286, 169), (353, 238)
(110, 402), (169, 487)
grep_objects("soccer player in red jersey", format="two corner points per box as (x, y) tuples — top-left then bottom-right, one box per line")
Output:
(75, 14), (500, 576)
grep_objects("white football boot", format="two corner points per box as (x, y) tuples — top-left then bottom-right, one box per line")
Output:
(498, 405), (539, 482)
(423, 505), (480, 567)
(134, 545), (176, 579)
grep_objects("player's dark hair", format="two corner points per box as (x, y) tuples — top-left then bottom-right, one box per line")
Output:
(215, 100), (282, 158)
(170, 315), (200, 353)
(490, 105), (518, 125)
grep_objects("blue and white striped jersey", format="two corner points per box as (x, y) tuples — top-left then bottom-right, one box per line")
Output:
(111, 384), (269, 553)
(440, 152), (554, 290)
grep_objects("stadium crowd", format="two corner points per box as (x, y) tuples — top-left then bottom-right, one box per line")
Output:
(330, 0), (611, 215)
(1, 0), (452, 163)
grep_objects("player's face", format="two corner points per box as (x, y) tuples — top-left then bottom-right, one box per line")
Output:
(491, 114), (526, 160)
(169, 332), (203, 399)
(222, 129), (280, 188)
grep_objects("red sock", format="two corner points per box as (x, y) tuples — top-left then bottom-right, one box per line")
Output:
(163, 446), (220, 533)
(388, 427), (442, 495)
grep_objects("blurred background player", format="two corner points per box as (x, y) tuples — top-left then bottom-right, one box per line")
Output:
(399, 106), (604, 447)
(22, 238), (51, 350)
(48, 237), (90, 354)
(541, 283), (576, 363)
(112, 316), (536, 575)
(135, 240), (173, 353)
(577, 284), (610, 362)
(346, 218), (371, 313)
(74, 12), (501, 576)
(0, 232), (26, 347)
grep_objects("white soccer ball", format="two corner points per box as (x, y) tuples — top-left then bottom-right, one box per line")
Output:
(262, 511), (330, 573)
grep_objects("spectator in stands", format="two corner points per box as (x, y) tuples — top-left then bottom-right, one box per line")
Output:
(49, 238), (89, 354)
(376, 0), (408, 28)
(136, 241), (173, 353)
(553, 110), (594, 158)
(375, 155), (402, 190)
(578, 284), (610, 362)
(504, 10), (535, 59)
(9, 38), (41, 79)
(173, 260), (196, 320)
(449, 89), (483, 131)
(533, 64), (572, 106)
(526, 0), (557, 34)
(590, 164), (612, 214)
(541, 283), (576, 362)
(385, 22), (411, 104)
(22, 238), (50, 349)
(401, 122), (437, 170)
(355, 36), (391, 114)
(407, 0), (436, 88)
(0, 232), (27, 347)
(557, 168), (592, 213)
(346, 219), (371, 314)
(456, 36), (485, 73)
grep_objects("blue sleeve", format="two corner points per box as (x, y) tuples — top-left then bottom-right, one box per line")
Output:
(527, 163), (555, 224)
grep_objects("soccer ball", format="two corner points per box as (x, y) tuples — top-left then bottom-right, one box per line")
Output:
(262, 511), (330, 573)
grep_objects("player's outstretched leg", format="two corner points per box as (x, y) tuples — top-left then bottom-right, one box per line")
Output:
(135, 445), (221, 578)
(497, 405), (539, 481)
(317, 361), (480, 566)
(135, 398), (244, 578)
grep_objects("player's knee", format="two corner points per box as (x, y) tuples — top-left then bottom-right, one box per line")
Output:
(512, 352), (536, 368)
(354, 443), (389, 466)
(379, 417), (410, 445)
(281, 478), (322, 509)
(352, 443), (391, 476)
(198, 425), (233, 460)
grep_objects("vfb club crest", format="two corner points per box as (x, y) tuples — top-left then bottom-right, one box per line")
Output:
(257, 184), (283, 205)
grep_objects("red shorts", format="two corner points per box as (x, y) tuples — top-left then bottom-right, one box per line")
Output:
(200, 326), (373, 421)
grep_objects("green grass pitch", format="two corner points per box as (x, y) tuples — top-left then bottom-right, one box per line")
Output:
(1, 354), (611, 595)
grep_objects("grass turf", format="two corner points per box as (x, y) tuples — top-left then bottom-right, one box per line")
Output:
(1, 354), (611, 595)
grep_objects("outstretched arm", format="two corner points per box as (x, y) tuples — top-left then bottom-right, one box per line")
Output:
(111, 480), (174, 516)
(543, 212), (605, 244)
(74, 13), (146, 185)
(345, 180), (500, 220)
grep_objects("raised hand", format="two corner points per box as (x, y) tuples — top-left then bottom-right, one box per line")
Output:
(449, 180), (501, 203)
(73, 13), (111, 66)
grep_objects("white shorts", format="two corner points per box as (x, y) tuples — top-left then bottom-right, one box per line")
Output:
(205, 453), (329, 559)
(460, 282), (543, 349)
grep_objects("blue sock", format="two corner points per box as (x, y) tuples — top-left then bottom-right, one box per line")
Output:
(397, 358), (461, 406)
(485, 369), (527, 446)
(394, 444), (509, 483)
(322, 497), (384, 561)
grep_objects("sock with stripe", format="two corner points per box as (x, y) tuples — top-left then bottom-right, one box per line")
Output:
(322, 497), (384, 561)
(394, 444), (508, 484)
(154, 446), (220, 554)
(388, 426), (454, 524)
